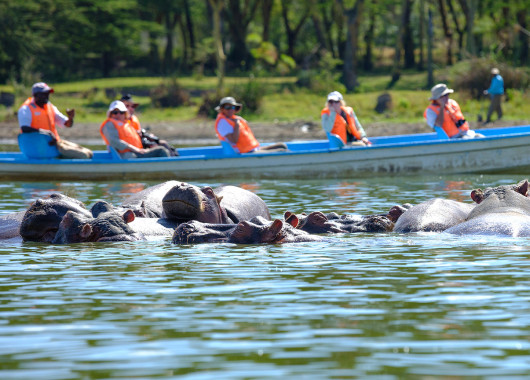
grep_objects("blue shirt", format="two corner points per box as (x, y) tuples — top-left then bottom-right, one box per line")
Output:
(487, 75), (504, 95)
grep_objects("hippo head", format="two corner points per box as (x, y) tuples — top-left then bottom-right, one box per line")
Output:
(20, 193), (92, 242)
(284, 211), (346, 234)
(172, 221), (234, 244)
(229, 219), (322, 244)
(52, 201), (143, 244)
(162, 183), (228, 223)
(471, 179), (529, 204)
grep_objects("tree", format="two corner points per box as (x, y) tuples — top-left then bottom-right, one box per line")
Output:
(209, 0), (226, 94)
(280, 0), (311, 60)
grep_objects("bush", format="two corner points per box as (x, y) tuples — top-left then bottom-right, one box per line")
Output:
(449, 59), (530, 99)
(295, 52), (345, 95)
(150, 77), (190, 108)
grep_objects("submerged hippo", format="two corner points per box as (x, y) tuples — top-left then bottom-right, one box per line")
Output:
(173, 216), (323, 244)
(393, 199), (475, 233)
(52, 201), (145, 244)
(283, 205), (405, 234)
(445, 179), (530, 237)
(19, 193), (93, 242)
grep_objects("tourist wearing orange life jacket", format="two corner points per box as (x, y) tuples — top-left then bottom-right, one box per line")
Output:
(100, 100), (171, 159)
(214, 97), (287, 153)
(321, 91), (371, 146)
(17, 82), (93, 159)
(120, 94), (178, 156)
(424, 83), (484, 139)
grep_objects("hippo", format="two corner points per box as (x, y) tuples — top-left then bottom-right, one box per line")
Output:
(283, 205), (405, 234)
(445, 179), (530, 237)
(393, 199), (475, 233)
(52, 201), (145, 244)
(122, 181), (271, 224)
(162, 183), (270, 223)
(173, 216), (323, 244)
(19, 193), (93, 242)
(0, 211), (26, 240)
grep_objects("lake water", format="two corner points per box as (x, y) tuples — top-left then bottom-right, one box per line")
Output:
(1, 174), (529, 379)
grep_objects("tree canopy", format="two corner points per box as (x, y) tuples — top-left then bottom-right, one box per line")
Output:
(1, 0), (528, 89)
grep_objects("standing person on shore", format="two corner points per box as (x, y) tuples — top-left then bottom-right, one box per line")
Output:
(100, 100), (171, 159)
(17, 82), (93, 159)
(214, 97), (287, 153)
(483, 68), (504, 123)
(321, 91), (371, 146)
(424, 84), (484, 139)
(120, 94), (178, 156)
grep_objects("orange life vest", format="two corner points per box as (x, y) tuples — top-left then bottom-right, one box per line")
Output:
(424, 99), (469, 138)
(215, 113), (259, 153)
(99, 118), (143, 154)
(321, 106), (362, 143)
(21, 97), (60, 140)
(129, 114), (141, 132)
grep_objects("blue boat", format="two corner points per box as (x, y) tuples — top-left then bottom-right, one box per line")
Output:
(1, 125), (529, 180)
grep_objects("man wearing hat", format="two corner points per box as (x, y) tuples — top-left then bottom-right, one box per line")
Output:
(214, 96), (287, 153)
(424, 83), (483, 139)
(483, 68), (504, 123)
(100, 100), (171, 159)
(120, 94), (178, 156)
(17, 82), (93, 158)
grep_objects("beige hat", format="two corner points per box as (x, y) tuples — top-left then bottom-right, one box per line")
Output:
(491, 68), (500, 75)
(215, 96), (242, 111)
(429, 83), (454, 100)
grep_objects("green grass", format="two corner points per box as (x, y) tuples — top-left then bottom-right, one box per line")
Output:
(2, 73), (528, 126)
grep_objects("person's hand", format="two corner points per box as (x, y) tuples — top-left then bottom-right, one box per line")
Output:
(66, 108), (75, 119)
(362, 137), (372, 146)
(331, 102), (341, 113)
(438, 96), (448, 108)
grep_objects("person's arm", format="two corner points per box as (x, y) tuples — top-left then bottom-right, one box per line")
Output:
(434, 99), (446, 128)
(348, 108), (371, 144)
(217, 118), (238, 145)
(102, 122), (145, 155)
(17, 106), (35, 132)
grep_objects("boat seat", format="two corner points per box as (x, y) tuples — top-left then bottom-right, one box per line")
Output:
(326, 132), (345, 149)
(434, 126), (450, 140)
(220, 140), (238, 156)
(17, 133), (59, 159)
(108, 146), (123, 160)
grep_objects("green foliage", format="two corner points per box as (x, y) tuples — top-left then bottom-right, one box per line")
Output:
(295, 52), (345, 95)
(150, 78), (190, 108)
(449, 59), (530, 99)
(228, 77), (266, 114)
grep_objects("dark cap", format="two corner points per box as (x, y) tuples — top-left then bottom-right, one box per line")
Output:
(120, 94), (139, 106)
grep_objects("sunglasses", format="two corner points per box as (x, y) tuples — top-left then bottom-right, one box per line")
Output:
(112, 110), (126, 115)
(223, 105), (237, 110)
(328, 100), (339, 104)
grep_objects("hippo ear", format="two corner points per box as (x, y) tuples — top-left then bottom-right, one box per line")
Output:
(263, 219), (284, 242)
(285, 214), (299, 228)
(123, 210), (135, 224)
(515, 179), (529, 197)
(215, 194), (223, 205)
(308, 211), (328, 226)
(471, 189), (484, 204)
(61, 211), (76, 227)
(80, 224), (92, 239)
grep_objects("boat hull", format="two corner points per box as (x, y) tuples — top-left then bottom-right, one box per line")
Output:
(1, 125), (529, 180)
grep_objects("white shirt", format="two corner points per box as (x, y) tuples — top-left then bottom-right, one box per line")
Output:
(17, 102), (68, 128)
(216, 118), (235, 137)
(424, 108), (438, 129)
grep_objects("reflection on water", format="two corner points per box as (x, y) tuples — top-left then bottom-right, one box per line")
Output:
(0, 174), (529, 379)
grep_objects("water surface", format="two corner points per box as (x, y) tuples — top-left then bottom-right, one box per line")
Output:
(1, 174), (529, 379)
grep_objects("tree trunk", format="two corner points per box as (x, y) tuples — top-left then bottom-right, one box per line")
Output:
(437, 0), (453, 65)
(363, 5), (375, 71)
(403, 0), (415, 69)
(427, 8), (434, 88)
(280, 0), (310, 59)
(339, 0), (365, 91)
(163, 13), (178, 74)
(457, 0), (477, 56)
(262, 0), (273, 42)
(209, 0), (226, 95)
(446, 0), (464, 59)
(183, 0), (196, 62)
(418, 0), (425, 70)
(516, 9), (529, 65)
(225, 0), (259, 70)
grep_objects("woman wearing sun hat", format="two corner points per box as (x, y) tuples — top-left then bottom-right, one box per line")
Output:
(424, 83), (483, 139)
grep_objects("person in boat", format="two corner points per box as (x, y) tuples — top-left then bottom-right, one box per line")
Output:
(483, 68), (504, 124)
(17, 82), (93, 159)
(321, 91), (371, 146)
(100, 100), (171, 159)
(120, 94), (179, 156)
(214, 97), (288, 153)
(424, 83), (484, 139)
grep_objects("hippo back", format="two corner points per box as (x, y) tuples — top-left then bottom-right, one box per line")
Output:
(215, 185), (271, 223)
